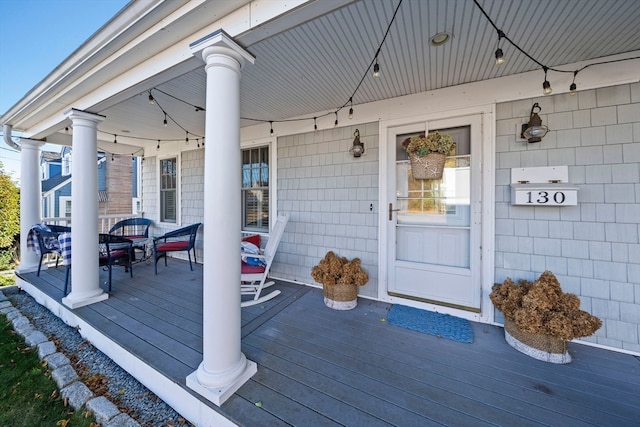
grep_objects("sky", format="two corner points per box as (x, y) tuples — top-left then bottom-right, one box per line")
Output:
(0, 0), (129, 182)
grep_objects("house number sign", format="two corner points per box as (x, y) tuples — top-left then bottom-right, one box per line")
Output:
(510, 184), (578, 206)
(510, 166), (578, 206)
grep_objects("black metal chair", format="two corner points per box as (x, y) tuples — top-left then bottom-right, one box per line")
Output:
(152, 223), (201, 274)
(64, 234), (134, 294)
(32, 224), (71, 276)
(98, 233), (134, 292)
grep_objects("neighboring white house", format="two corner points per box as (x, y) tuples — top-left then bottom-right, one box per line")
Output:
(1, 0), (639, 417)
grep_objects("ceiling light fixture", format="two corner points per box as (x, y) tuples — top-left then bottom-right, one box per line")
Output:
(349, 129), (365, 158)
(521, 103), (549, 143)
(430, 32), (450, 46)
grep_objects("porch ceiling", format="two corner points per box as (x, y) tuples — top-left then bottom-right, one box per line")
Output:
(36, 0), (640, 147)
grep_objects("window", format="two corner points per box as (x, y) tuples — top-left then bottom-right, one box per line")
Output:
(242, 146), (269, 231)
(59, 196), (72, 218)
(160, 157), (177, 223)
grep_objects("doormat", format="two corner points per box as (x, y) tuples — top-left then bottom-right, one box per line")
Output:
(386, 305), (473, 343)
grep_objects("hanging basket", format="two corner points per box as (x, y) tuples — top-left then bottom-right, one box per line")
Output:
(323, 282), (358, 310)
(409, 153), (446, 180)
(504, 319), (572, 364)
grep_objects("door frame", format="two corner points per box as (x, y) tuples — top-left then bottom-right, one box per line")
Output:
(378, 104), (496, 323)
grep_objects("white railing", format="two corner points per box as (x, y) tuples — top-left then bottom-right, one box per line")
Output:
(42, 213), (143, 233)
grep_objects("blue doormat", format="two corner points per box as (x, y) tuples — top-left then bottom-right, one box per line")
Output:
(386, 305), (473, 343)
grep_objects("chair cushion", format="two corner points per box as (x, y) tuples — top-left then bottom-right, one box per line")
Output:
(100, 249), (129, 264)
(242, 234), (260, 246)
(125, 235), (145, 240)
(241, 261), (266, 274)
(157, 241), (189, 252)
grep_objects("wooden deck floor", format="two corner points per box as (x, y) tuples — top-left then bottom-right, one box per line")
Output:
(18, 259), (640, 426)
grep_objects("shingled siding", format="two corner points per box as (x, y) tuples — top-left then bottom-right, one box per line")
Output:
(495, 83), (640, 353)
(270, 122), (380, 298)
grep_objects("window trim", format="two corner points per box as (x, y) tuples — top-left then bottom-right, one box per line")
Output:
(241, 137), (276, 235)
(157, 155), (180, 225)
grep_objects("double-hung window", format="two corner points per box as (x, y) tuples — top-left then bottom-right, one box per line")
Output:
(160, 157), (177, 223)
(242, 146), (269, 232)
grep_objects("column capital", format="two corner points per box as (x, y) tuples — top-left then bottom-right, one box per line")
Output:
(17, 138), (46, 150)
(190, 29), (255, 70)
(64, 108), (106, 125)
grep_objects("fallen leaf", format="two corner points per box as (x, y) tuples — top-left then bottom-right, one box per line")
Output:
(255, 401), (263, 407)
(56, 420), (70, 427)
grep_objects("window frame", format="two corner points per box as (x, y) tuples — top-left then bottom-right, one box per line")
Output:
(157, 155), (180, 225)
(241, 137), (276, 235)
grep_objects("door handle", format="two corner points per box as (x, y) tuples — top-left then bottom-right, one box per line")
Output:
(389, 203), (400, 221)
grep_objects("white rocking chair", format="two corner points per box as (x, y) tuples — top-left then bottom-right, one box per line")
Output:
(241, 213), (289, 307)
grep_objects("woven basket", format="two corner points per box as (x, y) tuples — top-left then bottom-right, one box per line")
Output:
(409, 153), (446, 180)
(323, 282), (357, 310)
(504, 319), (572, 364)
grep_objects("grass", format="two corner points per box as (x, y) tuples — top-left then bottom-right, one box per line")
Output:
(0, 315), (96, 427)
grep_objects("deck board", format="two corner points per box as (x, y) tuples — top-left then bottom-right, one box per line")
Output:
(16, 259), (640, 426)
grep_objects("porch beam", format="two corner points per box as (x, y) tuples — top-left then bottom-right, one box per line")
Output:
(62, 109), (108, 309)
(15, 139), (45, 273)
(186, 29), (256, 407)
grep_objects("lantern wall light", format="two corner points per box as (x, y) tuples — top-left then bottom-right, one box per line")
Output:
(521, 103), (549, 143)
(349, 129), (365, 157)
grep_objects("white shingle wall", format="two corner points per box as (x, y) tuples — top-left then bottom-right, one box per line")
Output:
(495, 83), (640, 352)
(270, 122), (380, 298)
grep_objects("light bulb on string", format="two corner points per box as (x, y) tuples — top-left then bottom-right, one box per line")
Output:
(569, 71), (578, 95)
(163, 113), (168, 127)
(542, 67), (552, 95)
(148, 92), (155, 105)
(156, 140), (160, 150)
(185, 132), (189, 145)
(314, 117), (318, 132)
(348, 98), (354, 119)
(495, 30), (506, 66)
(334, 112), (338, 127)
(111, 153), (115, 162)
(113, 135), (118, 144)
(270, 121), (274, 135)
(197, 139), (200, 148)
(373, 61), (380, 77)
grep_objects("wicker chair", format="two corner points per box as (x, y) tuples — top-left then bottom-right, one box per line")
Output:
(152, 223), (201, 274)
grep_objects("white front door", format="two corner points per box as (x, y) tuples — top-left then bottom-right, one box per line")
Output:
(386, 114), (483, 312)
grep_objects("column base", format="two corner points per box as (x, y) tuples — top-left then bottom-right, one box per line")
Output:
(62, 290), (109, 309)
(186, 359), (257, 406)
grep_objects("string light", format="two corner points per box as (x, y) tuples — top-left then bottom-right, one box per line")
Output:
(111, 153), (115, 161)
(542, 67), (552, 95)
(348, 98), (354, 119)
(334, 112), (338, 127)
(148, 92), (155, 105)
(163, 113), (168, 127)
(197, 138), (200, 148)
(113, 134), (117, 144)
(185, 131), (189, 145)
(373, 59), (380, 77)
(157, 140), (160, 150)
(314, 117), (318, 131)
(495, 30), (505, 66)
(270, 121), (274, 135)
(569, 71), (578, 95)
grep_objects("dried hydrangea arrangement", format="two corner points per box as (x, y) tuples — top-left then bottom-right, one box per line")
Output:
(402, 131), (456, 157)
(490, 271), (602, 341)
(311, 251), (368, 286)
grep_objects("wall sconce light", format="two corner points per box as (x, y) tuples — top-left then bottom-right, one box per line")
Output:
(349, 129), (365, 157)
(521, 103), (549, 143)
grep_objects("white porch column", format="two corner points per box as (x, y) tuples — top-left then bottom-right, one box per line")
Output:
(15, 139), (45, 274)
(186, 30), (256, 406)
(62, 109), (108, 309)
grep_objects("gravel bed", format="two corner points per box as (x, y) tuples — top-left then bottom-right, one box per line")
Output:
(4, 286), (190, 427)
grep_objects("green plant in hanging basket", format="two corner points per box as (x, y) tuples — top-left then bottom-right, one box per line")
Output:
(402, 131), (455, 157)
